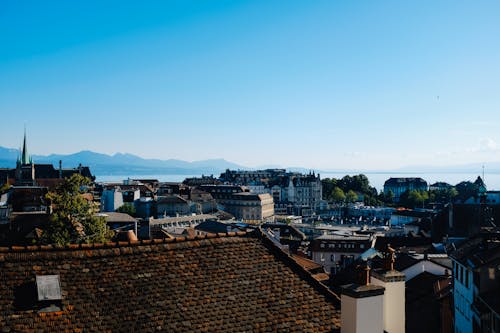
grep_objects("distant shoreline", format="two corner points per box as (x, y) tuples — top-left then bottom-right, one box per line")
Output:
(95, 171), (500, 192)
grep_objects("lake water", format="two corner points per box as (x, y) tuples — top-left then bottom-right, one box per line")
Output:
(96, 171), (500, 191)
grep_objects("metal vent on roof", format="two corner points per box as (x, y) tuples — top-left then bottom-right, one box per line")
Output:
(36, 275), (62, 301)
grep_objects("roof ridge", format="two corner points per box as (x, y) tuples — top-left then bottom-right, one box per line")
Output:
(0, 231), (249, 253)
(255, 227), (341, 306)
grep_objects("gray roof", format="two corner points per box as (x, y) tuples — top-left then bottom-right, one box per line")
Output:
(96, 212), (137, 223)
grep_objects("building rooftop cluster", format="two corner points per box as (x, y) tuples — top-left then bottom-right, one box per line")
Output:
(0, 132), (498, 332)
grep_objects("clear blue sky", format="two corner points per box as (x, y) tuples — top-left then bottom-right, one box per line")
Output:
(1, 0), (499, 170)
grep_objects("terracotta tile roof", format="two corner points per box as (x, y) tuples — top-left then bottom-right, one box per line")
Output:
(312, 273), (331, 282)
(291, 254), (324, 272)
(0, 231), (340, 332)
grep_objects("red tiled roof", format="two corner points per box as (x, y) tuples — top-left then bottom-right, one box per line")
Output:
(0, 231), (340, 332)
(312, 273), (331, 282)
(291, 254), (323, 271)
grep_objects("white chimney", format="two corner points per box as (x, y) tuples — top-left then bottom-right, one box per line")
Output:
(370, 246), (406, 333)
(341, 266), (385, 333)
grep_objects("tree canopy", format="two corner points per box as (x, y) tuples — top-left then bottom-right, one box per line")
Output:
(116, 202), (136, 217)
(345, 190), (359, 203)
(322, 174), (381, 206)
(0, 183), (10, 194)
(399, 190), (429, 208)
(330, 187), (346, 203)
(41, 174), (113, 245)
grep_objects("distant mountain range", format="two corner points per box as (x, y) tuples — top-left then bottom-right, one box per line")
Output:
(0, 146), (247, 176)
(393, 162), (500, 174)
(2, 146), (500, 177)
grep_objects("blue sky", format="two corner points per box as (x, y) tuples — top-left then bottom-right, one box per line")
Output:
(1, 0), (500, 170)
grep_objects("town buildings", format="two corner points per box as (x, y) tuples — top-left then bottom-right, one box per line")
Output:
(200, 184), (274, 222)
(383, 177), (428, 202)
(0, 132), (96, 244)
(2, 132), (500, 332)
(220, 169), (322, 215)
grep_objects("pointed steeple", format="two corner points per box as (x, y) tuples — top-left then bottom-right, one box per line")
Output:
(21, 126), (31, 165)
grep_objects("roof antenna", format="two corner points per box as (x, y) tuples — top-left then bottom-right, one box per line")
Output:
(482, 164), (485, 182)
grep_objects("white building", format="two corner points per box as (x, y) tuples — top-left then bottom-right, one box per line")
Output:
(284, 173), (322, 212)
(101, 188), (124, 212)
(396, 253), (451, 281)
(311, 233), (375, 273)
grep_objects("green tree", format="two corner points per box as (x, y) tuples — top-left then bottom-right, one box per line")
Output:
(364, 194), (383, 206)
(0, 183), (10, 193)
(455, 181), (481, 202)
(342, 175), (370, 193)
(430, 187), (459, 204)
(378, 189), (394, 204)
(116, 203), (136, 217)
(321, 178), (338, 200)
(331, 187), (346, 203)
(400, 190), (429, 208)
(41, 174), (113, 245)
(323, 174), (386, 206)
(448, 187), (459, 200)
(346, 190), (358, 203)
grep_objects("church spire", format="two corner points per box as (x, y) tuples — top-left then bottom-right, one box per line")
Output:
(21, 126), (31, 165)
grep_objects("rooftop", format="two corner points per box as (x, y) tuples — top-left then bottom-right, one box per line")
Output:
(96, 212), (137, 223)
(0, 231), (341, 332)
(450, 231), (500, 268)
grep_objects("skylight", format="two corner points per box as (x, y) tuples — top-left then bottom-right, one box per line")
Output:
(36, 275), (62, 301)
